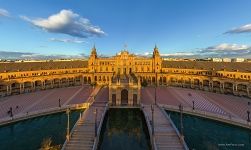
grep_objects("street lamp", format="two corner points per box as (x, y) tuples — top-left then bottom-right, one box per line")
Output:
(59, 98), (61, 108)
(151, 104), (154, 149)
(247, 110), (250, 122)
(66, 108), (70, 141)
(155, 73), (157, 105)
(151, 104), (154, 136)
(94, 108), (98, 137)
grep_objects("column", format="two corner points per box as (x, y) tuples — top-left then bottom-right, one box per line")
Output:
(138, 86), (141, 104)
(19, 83), (24, 93)
(59, 80), (61, 87)
(191, 79), (194, 89)
(33, 82), (36, 91)
(23, 83), (25, 93)
(156, 74), (159, 86)
(42, 81), (45, 89)
(73, 78), (76, 85)
(67, 78), (70, 86)
(6, 85), (9, 95)
(9, 85), (12, 95)
(235, 84), (238, 94)
(220, 82), (224, 93)
(51, 80), (54, 88)
(247, 86), (250, 97)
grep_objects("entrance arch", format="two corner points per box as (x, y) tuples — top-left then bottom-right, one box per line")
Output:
(121, 89), (128, 105)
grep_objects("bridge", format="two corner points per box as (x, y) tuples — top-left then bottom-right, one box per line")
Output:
(62, 87), (109, 150)
(141, 104), (188, 150)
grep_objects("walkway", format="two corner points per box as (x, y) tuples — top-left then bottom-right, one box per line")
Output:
(142, 86), (251, 122)
(63, 87), (109, 150)
(0, 85), (93, 121)
(142, 104), (188, 150)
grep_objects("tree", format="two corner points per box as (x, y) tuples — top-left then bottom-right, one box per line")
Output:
(39, 137), (61, 150)
(141, 79), (148, 87)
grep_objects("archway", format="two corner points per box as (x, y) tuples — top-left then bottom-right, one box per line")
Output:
(121, 89), (128, 105)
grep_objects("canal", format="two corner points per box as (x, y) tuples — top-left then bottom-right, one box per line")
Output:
(166, 110), (251, 150)
(0, 110), (82, 150)
(98, 108), (151, 150)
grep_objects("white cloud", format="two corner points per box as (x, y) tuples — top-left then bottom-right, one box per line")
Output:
(0, 8), (10, 17)
(20, 9), (105, 38)
(226, 23), (251, 34)
(202, 43), (250, 53)
(194, 43), (251, 58)
(205, 43), (250, 52)
(49, 38), (86, 44)
(0, 51), (87, 60)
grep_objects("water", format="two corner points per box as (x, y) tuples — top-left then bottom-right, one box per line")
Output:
(98, 108), (151, 150)
(166, 110), (251, 150)
(0, 110), (83, 150)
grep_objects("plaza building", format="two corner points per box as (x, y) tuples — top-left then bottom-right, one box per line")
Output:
(0, 45), (251, 106)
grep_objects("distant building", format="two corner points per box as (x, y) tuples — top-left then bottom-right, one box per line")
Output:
(212, 58), (222, 62)
(222, 58), (231, 62)
(232, 58), (245, 62)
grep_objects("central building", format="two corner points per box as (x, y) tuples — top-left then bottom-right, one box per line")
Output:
(88, 46), (162, 106)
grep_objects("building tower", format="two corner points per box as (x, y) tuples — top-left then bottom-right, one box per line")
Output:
(153, 45), (162, 73)
(88, 45), (97, 73)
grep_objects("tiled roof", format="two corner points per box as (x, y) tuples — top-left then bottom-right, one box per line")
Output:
(162, 61), (251, 72)
(0, 61), (88, 73)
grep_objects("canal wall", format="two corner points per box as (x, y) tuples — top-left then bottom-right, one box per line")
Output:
(0, 103), (88, 126)
(161, 104), (251, 129)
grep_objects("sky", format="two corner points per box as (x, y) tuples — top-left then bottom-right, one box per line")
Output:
(1, 0), (251, 59)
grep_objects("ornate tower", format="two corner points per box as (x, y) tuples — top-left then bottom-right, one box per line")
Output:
(153, 45), (162, 73)
(88, 45), (97, 72)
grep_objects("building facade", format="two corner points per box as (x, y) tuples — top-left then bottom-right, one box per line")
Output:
(0, 46), (251, 105)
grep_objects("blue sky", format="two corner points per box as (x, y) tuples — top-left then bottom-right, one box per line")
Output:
(1, 0), (251, 59)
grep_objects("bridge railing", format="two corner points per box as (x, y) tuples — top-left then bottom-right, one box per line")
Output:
(140, 104), (157, 150)
(157, 104), (189, 150)
(61, 102), (91, 150)
(92, 103), (108, 150)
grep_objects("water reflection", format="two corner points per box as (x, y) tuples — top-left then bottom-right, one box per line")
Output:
(98, 108), (151, 150)
(0, 110), (82, 150)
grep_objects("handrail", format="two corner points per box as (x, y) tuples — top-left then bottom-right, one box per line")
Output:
(61, 103), (91, 150)
(157, 104), (189, 150)
(61, 86), (103, 150)
(92, 103), (108, 150)
(140, 104), (157, 150)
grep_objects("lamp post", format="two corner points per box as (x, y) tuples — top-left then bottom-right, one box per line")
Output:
(59, 98), (61, 108)
(66, 108), (70, 141)
(247, 110), (250, 122)
(155, 73), (157, 105)
(179, 104), (184, 142)
(151, 104), (154, 149)
(247, 102), (250, 122)
(94, 108), (98, 137)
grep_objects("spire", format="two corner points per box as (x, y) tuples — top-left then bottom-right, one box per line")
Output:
(91, 44), (97, 55)
(154, 44), (158, 51)
(153, 44), (160, 57)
